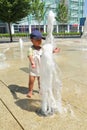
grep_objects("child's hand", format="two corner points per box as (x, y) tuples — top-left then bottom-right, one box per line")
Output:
(53, 48), (60, 53)
(31, 63), (36, 68)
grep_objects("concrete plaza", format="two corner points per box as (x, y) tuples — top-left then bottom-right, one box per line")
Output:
(0, 38), (87, 130)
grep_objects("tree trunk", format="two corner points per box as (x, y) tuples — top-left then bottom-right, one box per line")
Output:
(8, 22), (13, 42)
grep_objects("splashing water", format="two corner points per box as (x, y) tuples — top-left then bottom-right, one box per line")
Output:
(40, 11), (63, 116)
(0, 47), (10, 69)
(19, 38), (23, 50)
(19, 38), (24, 59)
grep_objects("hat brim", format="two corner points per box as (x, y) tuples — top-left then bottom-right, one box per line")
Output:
(30, 34), (45, 40)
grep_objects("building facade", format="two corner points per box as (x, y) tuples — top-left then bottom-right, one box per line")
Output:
(0, 21), (8, 33)
(0, 0), (85, 34)
(68, 0), (84, 24)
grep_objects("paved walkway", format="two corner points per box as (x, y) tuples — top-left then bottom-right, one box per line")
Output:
(0, 38), (87, 130)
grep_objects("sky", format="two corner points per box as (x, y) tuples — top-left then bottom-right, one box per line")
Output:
(84, 0), (87, 17)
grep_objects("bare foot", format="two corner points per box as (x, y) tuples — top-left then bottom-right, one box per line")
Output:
(26, 91), (32, 98)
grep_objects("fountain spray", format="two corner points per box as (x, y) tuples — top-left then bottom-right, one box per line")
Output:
(0, 47), (10, 69)
(40, 11), (63, 116)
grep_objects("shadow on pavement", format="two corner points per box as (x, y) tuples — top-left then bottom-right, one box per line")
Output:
(8, 84), (41, 113)
(8, 84), (28, 99)
(8, 84), (39, 99)
(20, 67), (29, 73)
(15, 98), (41, 112)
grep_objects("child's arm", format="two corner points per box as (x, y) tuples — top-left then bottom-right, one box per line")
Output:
(28, 55), (36, 68)
(53, 48), (60, 53)
(27, 47), (36, 68)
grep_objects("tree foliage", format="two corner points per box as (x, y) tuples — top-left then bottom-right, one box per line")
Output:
(31, 0), (47, 30)
(0, 0), (32, 42)
(55, 0), (68, 23)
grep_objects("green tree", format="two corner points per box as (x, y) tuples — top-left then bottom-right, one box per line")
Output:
(0, 0), (32, 42)
(55, 0), (68, 23)
(31, 0), (47, 31)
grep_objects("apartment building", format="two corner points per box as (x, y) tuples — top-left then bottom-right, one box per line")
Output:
(68, 0), (84, 24)
(0, 0), (85, 34)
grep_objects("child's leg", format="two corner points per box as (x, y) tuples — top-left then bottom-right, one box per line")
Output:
(27, 75), (35, 97)
(37, 76), (40, 89)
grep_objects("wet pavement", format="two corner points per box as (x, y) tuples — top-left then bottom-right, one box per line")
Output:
(0, 38), (87, 130)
